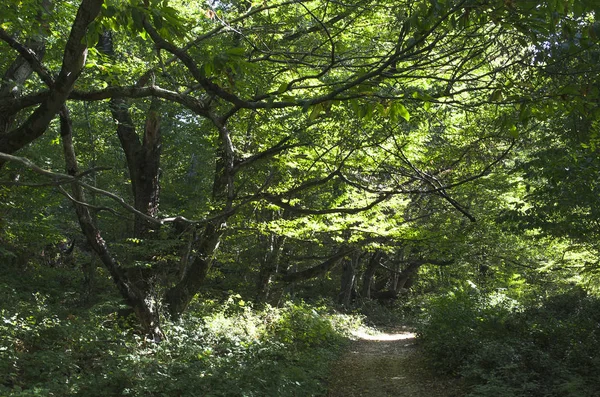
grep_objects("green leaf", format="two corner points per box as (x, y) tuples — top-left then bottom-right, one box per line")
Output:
(309, 103), (323, 121)
(396, 103), (410, 121)
(203, 62), (214, 77)
(277, 82), (288, 94)
(226, 47), (246, 56)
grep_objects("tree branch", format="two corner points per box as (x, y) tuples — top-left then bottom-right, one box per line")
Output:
(0, 0), (104, 155)
(280, 248), (354, 283)
(0, 28), (54, 86)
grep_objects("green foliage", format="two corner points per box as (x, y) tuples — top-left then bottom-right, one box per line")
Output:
(356, 293), (425, 327)
(2, 0), (600, 394)
(417, 286), (600, 397)
(267, 301), (344, 349)
(0, 263), (358, 397)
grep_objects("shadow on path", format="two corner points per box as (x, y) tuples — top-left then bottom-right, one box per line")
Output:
(327, 327), (464, 397)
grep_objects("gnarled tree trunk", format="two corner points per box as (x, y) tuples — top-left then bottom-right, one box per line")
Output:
(59, 106), (164, 342)
(164, 220), (225, 319)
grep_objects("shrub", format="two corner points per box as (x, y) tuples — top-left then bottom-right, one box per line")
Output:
(0, 285), (357, 396)
(268, 301), (345, 349)
(417, 286), (600, 396)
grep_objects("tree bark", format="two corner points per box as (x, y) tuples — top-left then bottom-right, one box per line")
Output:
(256, 233), (286, 303)
(59, 106), (164, 342)
(164, 220), (225, 319)
(361, 251), (382, 299)
(0, 0), (104, 155)
(0, 41), (46, 135)
(0, 0), (51, 135)
(109, 97), (162, 236)
(98, 31), (162, 237)
(338, 255), (357, 307)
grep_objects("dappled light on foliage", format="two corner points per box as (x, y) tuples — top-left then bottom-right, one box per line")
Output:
(1, 0), (599, 394)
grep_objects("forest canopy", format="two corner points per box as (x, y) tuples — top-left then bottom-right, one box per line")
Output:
(0, 1), (599, 394)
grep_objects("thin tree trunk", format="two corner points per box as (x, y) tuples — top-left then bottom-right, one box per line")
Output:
(0, 0), (51, 135)
(338, 256), (356, 307)
(256, 234), (286, 303)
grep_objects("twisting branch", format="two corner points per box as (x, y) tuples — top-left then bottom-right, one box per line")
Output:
(262, 192), (390, 215)
(56, 185), (120, 216)
(0, 152), (77, 183)
(397, 149), (477, 222)
(233, 136), (301, 172)
(0, 0), (104, 155)
(280, 248), (355, 283)
(282, 1), (336, 90)
(2, 85), (210, 117)
(0, 151), (252, 227)
(378, 259), (454, 274)
(0, 28), (54, 86)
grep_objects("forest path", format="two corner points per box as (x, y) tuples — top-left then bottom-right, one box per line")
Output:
(327, 326), (464, 397)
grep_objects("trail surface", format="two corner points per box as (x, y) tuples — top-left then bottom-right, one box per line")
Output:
(327, 327), (464, 397)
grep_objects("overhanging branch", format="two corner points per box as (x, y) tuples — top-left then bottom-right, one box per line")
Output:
(280, 248), (354, 283)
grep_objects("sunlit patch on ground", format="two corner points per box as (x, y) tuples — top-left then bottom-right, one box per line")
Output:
(329, 326), (464, 396)
(352, 328), (416, 341)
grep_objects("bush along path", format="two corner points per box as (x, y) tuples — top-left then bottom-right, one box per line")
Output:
(327, 326), (464, 397)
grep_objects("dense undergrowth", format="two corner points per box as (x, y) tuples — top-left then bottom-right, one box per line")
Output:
(417, 285), (600, 397)
(0, 263), (361, 397)
(5, 258), (600, 397)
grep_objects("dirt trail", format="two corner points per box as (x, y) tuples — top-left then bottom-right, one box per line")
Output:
(327, 327), (464, 397)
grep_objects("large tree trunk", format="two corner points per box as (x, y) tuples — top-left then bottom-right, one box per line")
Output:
(59, 106), (164, 341)
(98, 31), (162, 237)
(109, 97), (162, 236)
(87, 31), (164, 334)
(164, 220), (225, 319)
